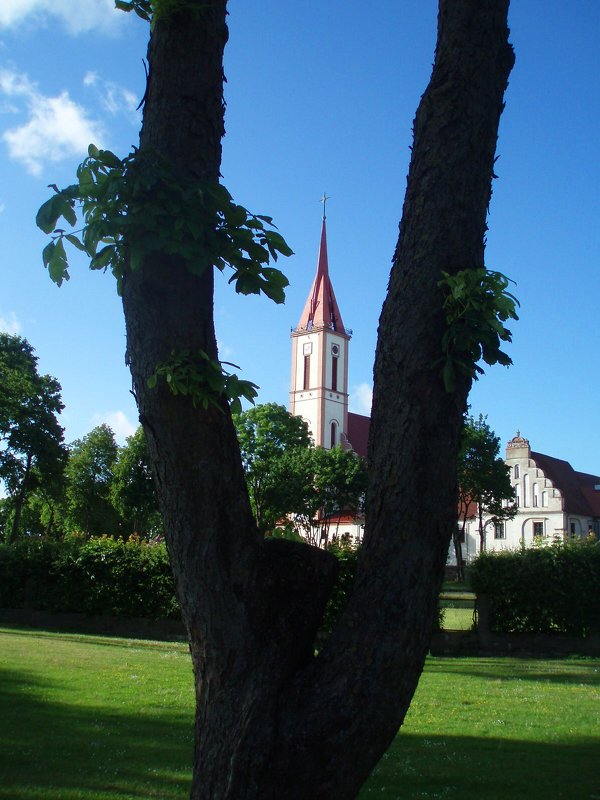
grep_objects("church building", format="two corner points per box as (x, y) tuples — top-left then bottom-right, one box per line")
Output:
(289, 211), (369, 459)
(289, 212), (600, 554)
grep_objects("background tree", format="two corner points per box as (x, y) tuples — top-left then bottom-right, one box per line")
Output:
(111, 426), (162, 538)
(233, 403), (313, 533)
(64, 424), (121, 538)
(457, 414), (516, 565)
(38, 1), (514, 796)
(312, 446), (367, 544)
(0, 333), (66, 542)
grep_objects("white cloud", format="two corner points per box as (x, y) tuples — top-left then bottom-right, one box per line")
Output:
(350, 383), (373, 416)
(0, 311), (22, 335)
(0, 0), (121, 35)
(83, 71), (140, 123)
(0, 68), (103, 175)
(92, 410), (137, 443)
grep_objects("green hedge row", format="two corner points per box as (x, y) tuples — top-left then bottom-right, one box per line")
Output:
(469, 542), (600, 636)
(0, 537), (180, 619)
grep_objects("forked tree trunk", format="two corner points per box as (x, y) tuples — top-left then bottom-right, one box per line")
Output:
(121, 1), (514, 798)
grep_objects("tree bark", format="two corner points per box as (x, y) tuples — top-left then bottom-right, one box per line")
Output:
(10, 451), (32, 543)
(121, 1), (514, 798)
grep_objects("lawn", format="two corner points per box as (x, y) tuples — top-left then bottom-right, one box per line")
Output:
(0, 626), (598, 800)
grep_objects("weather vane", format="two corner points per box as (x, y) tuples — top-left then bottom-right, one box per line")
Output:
(320, 192), (331, 221)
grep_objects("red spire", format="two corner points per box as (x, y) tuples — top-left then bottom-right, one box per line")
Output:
(296, 218), (347, 334)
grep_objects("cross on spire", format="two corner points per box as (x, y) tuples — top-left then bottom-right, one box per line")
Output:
(320, 192), (331, 221)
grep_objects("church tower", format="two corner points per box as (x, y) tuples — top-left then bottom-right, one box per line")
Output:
(290, 207), (351, 449)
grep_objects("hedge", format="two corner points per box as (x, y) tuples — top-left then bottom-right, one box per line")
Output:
(0, 537), (180, 619)
(469, 541), (600, 636)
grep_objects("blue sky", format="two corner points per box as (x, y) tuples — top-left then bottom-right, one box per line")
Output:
(1, 1), (599, 473)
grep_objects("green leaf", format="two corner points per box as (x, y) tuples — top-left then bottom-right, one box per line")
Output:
(65, 234), (86, 252)
(47, 238), (69, 286)
(36, 195), (63, 234)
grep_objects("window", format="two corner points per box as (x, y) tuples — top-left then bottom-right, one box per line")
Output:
(541, 491), (548, 508)
(494, 523), (505, 540)
(569, 522), (577, 539)
(514, 484), (521, 507)
(514, 464), (520, 479)
(533, 521), (544, 538)
(303, 355), (310, 390)
(330, 421), (338, 449)
(331, 355), (338, 392)
(533, 483), (539, 507)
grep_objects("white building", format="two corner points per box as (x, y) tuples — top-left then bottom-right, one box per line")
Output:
(459, 432), (600, 562)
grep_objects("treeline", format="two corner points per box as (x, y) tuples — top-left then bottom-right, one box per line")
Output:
(0, 332), (162, 542)
(0, 421), (160, 542)
(1, 333), (368, 544)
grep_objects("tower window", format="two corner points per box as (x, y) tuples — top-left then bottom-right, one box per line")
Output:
(330, 421), (338, 449)
(303, 355), (310, 390)
(514, 464), (520, 479)
(331, 355), (338, 392)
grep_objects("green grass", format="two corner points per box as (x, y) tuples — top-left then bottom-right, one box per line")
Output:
(1, 626), (599, 800)
(440, 606), (475, 630)
(0, 627), (194, 799)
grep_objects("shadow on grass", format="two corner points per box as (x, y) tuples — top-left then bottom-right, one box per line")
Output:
(426, 656), (600, 687)
(0, 666), (192, 799)
(361, 732), (600, 800)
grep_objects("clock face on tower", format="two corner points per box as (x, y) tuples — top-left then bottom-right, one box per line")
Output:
(303, 342), (313, 355)
(331, 344), (340, 357)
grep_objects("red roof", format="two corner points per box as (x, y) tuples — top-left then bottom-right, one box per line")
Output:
(347, 412), (370, 459)
(532, 451), (600, 517)
(295, 219), (348, 335)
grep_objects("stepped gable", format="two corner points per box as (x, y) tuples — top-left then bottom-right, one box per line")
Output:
(531, 451), (600, 516)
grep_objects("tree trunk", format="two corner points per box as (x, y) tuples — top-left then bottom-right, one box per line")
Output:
(121, 1), (513, 798)
(10, 451), (32, 543)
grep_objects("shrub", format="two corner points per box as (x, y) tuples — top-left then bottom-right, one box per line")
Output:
(0, 537), (179, 619)
(319, 541), (361, 636)
(470, 541), (600, 636)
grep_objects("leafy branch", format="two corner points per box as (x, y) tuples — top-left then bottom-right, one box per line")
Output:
(36, 144), (292, 302)
(147, 350), (258, 414)
(36, 143), (292, 412)
(438, 267), (519, 392)
(115, 1), (207, 28)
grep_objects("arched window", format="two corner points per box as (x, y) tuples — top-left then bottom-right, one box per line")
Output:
(514, 464), (520, 479)
(514, 483), (521, 507)
(533, 483), (539, 507)
(330, 421), (338, 449)
(541, 491), (548, 508)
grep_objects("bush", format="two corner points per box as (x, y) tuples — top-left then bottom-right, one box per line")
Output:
(0, 537), (179, 619)
(470, 541), (600, 636)
(320, 541), (361, 636)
